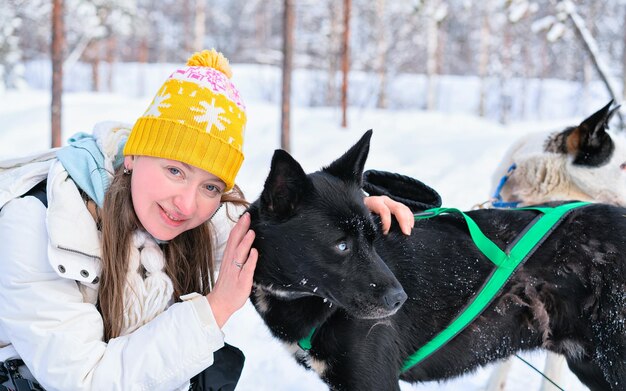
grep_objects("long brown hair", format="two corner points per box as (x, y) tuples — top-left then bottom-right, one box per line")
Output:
(99, 166), (247, 341)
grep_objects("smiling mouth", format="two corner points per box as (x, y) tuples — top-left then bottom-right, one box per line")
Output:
(165, 211), (181, 221)
(159, 205), (186, 226)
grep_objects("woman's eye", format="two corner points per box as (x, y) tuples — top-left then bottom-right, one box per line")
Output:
(168, 167), (181, 176)
(335, 241), (349, 252)
(203, 183), (224, 196)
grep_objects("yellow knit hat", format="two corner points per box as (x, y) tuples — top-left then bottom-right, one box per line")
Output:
(124, 49), (246, 191)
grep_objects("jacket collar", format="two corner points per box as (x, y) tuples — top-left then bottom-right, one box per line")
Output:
(46, 160), (102, 286)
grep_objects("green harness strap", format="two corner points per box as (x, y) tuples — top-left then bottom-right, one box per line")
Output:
(400, 201), (590, 373)
(296, 202), (590, 372)
(298, 327), (316, 351)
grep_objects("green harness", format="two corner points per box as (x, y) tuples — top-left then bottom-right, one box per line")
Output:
(297, 201), (590, 374)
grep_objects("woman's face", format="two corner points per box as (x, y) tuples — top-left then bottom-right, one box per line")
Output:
(124, 156), (225, 241)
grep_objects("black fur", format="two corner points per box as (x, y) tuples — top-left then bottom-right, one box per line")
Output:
(248, 131), (626, 391)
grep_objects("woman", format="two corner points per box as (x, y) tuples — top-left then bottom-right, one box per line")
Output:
(0, 50), (414, 390)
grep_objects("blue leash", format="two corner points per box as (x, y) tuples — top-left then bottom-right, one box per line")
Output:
(491, 163), (520, 208)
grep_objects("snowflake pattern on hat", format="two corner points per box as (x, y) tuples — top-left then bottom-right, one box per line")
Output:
(144, 87), (171, 117)
(191, 98), (231, 132)
(125, 49), (247, 191)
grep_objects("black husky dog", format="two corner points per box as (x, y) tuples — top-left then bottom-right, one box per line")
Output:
(248, 131), (625, 391)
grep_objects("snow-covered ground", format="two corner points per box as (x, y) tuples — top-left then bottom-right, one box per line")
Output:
(0, 65), (603, 390)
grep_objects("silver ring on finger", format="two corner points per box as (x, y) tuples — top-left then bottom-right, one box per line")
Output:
(232, 259), (244, 269)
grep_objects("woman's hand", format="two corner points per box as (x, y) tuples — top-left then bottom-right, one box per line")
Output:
(206, 212), (258, 328)
(363, 196), (414, 235)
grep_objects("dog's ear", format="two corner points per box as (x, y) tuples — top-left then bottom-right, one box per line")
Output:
(570, 100), (617, 166)
(547, 101), (618, 166)
(323, 130), (372, 185)
(260, 149), (311, 218)
(579, 100), (618, 138)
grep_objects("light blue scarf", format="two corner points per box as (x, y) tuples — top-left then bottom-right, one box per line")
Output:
(56, 131), (126, 208)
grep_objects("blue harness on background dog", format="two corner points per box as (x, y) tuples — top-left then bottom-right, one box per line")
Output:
(491, 163), (520, 208)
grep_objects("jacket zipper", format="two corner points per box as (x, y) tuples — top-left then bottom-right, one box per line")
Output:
(57, 245), (101, 261)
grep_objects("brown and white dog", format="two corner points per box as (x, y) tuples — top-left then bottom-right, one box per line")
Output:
(490, 101), (626, 207)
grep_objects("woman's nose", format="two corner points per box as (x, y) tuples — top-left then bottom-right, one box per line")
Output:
(173, 187), (197, 216)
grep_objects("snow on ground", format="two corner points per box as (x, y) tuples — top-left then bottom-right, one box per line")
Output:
(0, 80), (595, 390)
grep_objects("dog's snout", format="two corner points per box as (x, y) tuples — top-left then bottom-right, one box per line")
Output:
(383, 288), (407, 311)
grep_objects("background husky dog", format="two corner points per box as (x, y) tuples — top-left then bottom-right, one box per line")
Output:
(248, 131), (625, 391)
(490, 101), (626, 206)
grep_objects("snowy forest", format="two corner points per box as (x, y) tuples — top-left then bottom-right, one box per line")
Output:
(2, 0), (626, 128)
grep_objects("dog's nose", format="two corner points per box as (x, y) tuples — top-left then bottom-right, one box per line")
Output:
(383, 287), (407, 311)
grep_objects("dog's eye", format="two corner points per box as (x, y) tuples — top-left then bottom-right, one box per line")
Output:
(335, 241), (349, 252)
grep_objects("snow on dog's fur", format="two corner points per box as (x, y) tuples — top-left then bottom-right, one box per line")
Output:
(491, 101), (626, 206)
(248, 131), (626, 391)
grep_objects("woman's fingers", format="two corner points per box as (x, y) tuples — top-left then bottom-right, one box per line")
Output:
(221, 213), (252, 273)
(232, 230), (256, 271)
(239, 248), (258, 286)
(383, 197), (414, 235)
(208, 215), (257, 328)
(364, 196), (414, 235)
(364, 196), (389, 233)
(225, 212), (251, 251)
(378, 199), (392, 234)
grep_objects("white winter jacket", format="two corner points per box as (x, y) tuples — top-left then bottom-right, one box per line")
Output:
(0, 141), (236, 390)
